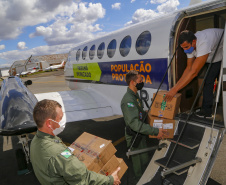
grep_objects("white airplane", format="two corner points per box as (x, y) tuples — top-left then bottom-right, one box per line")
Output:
(0, 0), (225, 184)
(20, 71), (31, 76)
(44, 61), (66, 71)
(16, 66), (39, 76)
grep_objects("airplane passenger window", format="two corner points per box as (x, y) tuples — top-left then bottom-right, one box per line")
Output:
(89, 45), (95, 60)
(136, 31), (151, 55)
(97, 42), (105, 59)
(82, 46), (88, 60)
(76, 49), (80, 61)
(107, 39), (117, 58)
(120, 35), (131, 57)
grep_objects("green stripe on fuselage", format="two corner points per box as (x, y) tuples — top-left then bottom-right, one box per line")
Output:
(73, 63), (102, 81)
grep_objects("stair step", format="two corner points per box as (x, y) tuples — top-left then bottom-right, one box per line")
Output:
(155, 157), (190, 176)
(169, 135), (200, 149)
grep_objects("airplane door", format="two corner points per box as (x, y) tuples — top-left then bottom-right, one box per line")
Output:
(175, 17), (199, 112)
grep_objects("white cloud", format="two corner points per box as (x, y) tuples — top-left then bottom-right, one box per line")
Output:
(112, 3), (121, 10)
(17, 42), (28, 50)
(0, 1), (107, 65)
(126, 0), (180, 26)
(131, 0), (136, 2)
(29, 2), (105, 45)
(125, 9), (160, 26)
(157, 0), (179, 13)
(150, 0), (167, 4)
(30, 26), (53, 38)
(0, 0), (105, 47)
(0, 0), (74, 40)
(0, 45), (5, 50)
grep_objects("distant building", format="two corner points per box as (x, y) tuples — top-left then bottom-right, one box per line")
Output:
(0, 68), (10, 77)
(9, 53), (68, 76)
(9, 60), (26, 76)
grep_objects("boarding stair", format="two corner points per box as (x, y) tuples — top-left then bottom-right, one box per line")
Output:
(144, 115), (205, 185)
(143, 111), (224, 185)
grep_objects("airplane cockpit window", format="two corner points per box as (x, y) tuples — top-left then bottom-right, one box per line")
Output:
(120, 35), (131, 57)
(97, 42), (105, 59)
(76, 49), (80, 61)
(89, 45), (95, 60)
(107, 39), (117, 58)
(136, 31), (151, 55)
(82, 46), (88, 60)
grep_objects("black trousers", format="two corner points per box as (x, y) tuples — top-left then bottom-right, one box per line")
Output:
(202, 61), (221, 115)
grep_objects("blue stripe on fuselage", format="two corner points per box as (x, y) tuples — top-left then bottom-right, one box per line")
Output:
(98, 58), (168, 90)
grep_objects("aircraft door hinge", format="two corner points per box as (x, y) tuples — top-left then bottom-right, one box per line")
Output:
(206, 136), (216, 151)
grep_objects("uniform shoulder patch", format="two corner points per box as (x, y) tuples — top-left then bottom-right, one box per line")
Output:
(127, 103), (134, 107)
(61, 149), (72, 159)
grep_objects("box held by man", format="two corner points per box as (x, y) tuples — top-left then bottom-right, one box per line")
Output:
(150, 90), (181, 119)
(98, 155), (128, 180)
(148, 114), (176, 139)
(69, 132), (117, 172)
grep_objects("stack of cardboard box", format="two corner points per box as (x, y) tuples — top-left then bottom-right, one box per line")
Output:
(148, 90), (181, 139)
(69, 132), (128, 179)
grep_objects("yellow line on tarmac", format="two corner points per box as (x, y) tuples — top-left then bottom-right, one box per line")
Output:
(113, 136), (125, 146)
(33, 81), (65, 83)
(3, 136), (13, 151)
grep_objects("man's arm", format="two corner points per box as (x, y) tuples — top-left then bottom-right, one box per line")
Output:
(121, 101), (159, 136)
(165, 54), (209, 101)
(52, 154), (118, 185)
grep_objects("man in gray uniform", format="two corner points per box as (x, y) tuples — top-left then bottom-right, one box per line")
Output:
(30, 99), (121, 185)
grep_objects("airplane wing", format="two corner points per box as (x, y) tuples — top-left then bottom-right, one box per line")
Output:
(0, 77), (115, 136)
(34, 89), (115, 123)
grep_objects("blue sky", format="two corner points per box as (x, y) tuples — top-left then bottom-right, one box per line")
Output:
(0, 0), (199, 68)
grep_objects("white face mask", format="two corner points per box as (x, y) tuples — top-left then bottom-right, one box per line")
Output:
(50, 114), (66, 135)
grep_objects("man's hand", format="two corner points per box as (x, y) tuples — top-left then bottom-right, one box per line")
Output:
(157, 128), (168, 140)
(111, 167), (121, 185)
(165, 88), (178, 102)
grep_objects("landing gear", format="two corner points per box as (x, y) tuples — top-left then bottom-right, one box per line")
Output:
(16, 135), (31, 175)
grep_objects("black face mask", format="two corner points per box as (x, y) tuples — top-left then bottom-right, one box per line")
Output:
(136, 82), (144, 90)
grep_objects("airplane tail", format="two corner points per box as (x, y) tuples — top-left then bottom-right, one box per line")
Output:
(61, 61), (66, 66)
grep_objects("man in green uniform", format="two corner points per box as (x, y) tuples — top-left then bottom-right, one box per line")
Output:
(30, 99), (121, 185)
(121, 70), (166, 181)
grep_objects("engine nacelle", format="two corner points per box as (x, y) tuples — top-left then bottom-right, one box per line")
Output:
(0, 76), (38, 136)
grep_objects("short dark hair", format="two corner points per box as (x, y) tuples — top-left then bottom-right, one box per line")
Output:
(126, 70), (140, 85)
(33, 99), (62, 128)
(178, 30), (197, 45)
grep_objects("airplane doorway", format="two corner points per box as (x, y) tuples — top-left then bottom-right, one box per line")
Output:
(174, 10), (225, 121)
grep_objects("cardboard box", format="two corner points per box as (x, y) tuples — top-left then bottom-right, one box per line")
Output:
(70, 147), (104, 172)
(98, 155), (128, 180)
(69, 132), (117, 173)
(117, 158), (128, 179)
(150, 90), (181, 119)
(98, 155), (119, 176)
(148, 114), (176, 139)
